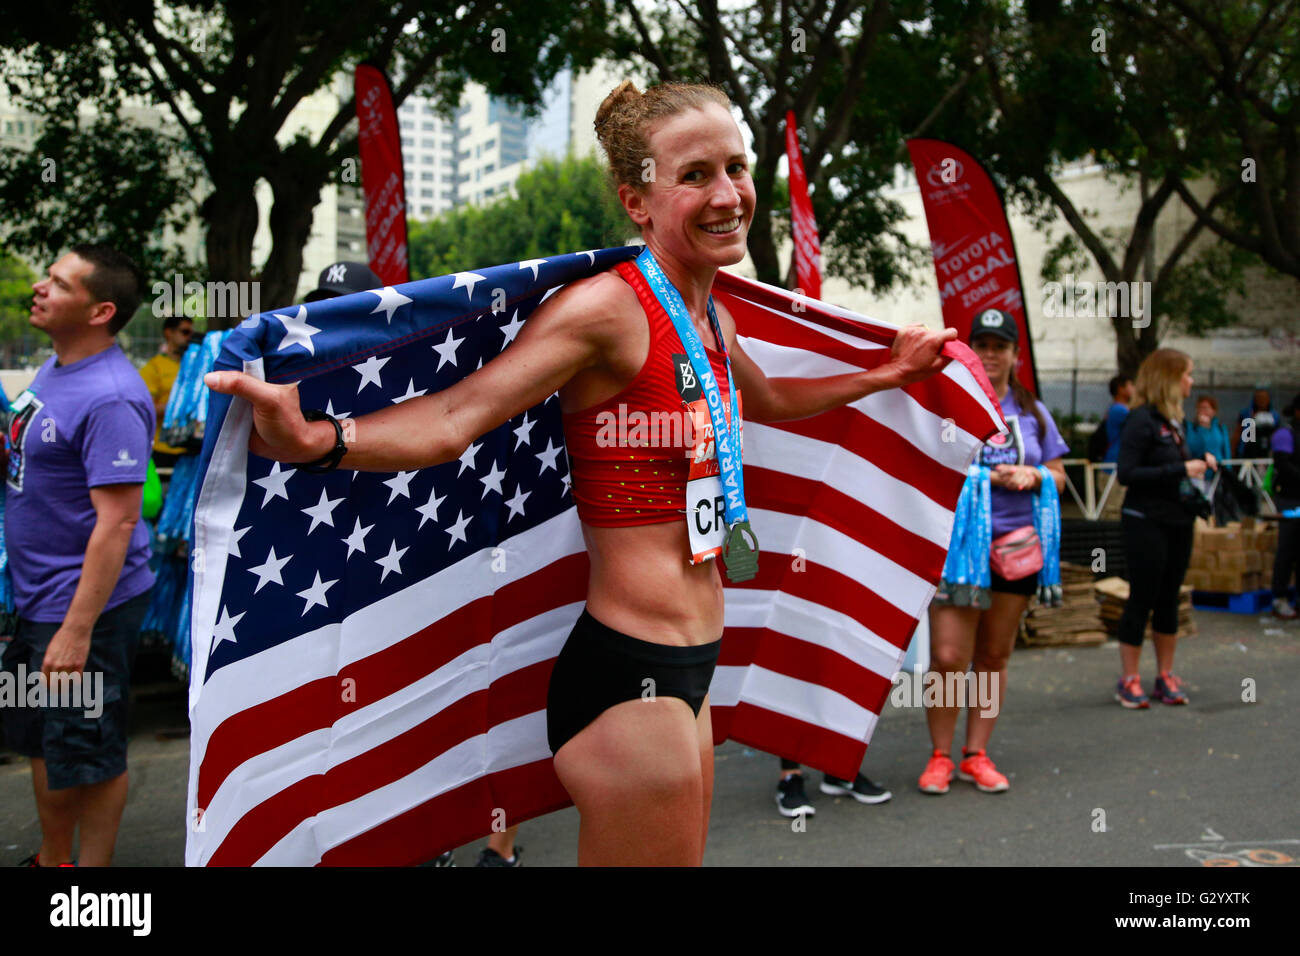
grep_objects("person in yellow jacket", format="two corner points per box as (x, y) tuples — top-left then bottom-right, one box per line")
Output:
(138, 315), (194, 468)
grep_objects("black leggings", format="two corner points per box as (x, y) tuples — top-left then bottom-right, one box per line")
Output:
(1274, 517), (1299, 598)
(1119, 512), (1194, 646)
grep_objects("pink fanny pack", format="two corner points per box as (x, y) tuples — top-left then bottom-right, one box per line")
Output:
(990, 525), (1043, 580)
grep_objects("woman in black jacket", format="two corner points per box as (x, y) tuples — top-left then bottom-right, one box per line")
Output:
(1271, 393), (1300, 618)
(1115, 349), (1215, 708)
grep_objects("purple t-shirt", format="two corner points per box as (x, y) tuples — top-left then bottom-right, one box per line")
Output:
(978, 390), (1070, 538)
(5, 345), (155, 622)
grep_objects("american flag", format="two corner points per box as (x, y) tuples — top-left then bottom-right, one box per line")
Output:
(185, 246), (1003, 866)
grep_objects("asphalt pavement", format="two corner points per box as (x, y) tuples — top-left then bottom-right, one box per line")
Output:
(2, 607), (1297, 867)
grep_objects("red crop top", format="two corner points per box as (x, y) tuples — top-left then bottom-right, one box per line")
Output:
(561, 261), (736, 528)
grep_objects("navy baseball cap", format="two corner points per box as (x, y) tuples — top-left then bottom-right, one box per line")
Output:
(969, 308), (1018, 345)
(305, 261), (383, 302)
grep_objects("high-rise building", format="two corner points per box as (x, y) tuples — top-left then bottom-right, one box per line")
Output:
(397, 97), (461, 220)
(335, 183), (367, 261)
(455, 84), (530, 208)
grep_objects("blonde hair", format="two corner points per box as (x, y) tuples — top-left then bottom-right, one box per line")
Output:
(594, 81), (732, 193)
(1134, 348), (1190, 423)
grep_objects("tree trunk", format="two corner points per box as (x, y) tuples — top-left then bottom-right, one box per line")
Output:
(1111, 275), (1164, 378)
(261, 174), (325, 314)
(747, 163), (783, 287)
(201, 177), (260, 329)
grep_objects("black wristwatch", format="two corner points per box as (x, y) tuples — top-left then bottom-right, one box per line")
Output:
(295, 409), (348, 473)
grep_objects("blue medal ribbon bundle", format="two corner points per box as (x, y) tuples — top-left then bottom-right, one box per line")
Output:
(143, 330), (229, 678)
(635, 247), (758, 582)
(162, 331), (227, 448)
(940, 464), (1062, 608)
(1032, 465), (1063, 607)
(940, 465), (992, 604)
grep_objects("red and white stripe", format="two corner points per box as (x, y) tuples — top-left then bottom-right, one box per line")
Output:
(186, 270), (1002, 866)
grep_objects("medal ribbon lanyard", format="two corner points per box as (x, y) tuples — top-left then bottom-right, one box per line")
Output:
(636, 248), (759, 581)
(634, 247), (749, 528)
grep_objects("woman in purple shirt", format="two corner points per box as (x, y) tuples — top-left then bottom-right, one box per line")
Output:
(920, 310), (1067, 795)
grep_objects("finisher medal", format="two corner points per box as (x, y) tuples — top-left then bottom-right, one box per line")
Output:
(722, 520), (760, 583)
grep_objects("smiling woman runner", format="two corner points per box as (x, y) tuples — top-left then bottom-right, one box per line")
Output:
(205, 81), (954, 866)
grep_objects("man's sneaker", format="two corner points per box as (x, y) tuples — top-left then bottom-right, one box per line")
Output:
(1116, 674), (1150, 709)
(820, 773), (892, 804)
(417, 851), (455, 867)
(476, 846), (523, 867)
(917, 750), (955, 794)
(957, 749), (1010, 793)
(1151, 671), (1189, 705)
(18, 853), (74, 867)
(1273, 598), (1298, 620)
(775, 772), (816, 817)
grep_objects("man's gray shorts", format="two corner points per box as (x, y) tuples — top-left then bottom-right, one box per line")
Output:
(0, 591), (149, 790)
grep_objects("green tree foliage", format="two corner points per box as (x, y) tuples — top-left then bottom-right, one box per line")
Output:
(408, 153), (633, 277)
(0, 116), (200, 280)
(0, 246), (36, 342)
(922, 0), (1297, 375)
(0, 1), (621, 325)
(619, 0), (957, 294)
(1108, 0), (1300, 281)
(0, 247), (39, 369)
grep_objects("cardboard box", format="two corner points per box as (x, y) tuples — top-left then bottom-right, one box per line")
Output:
(1199, 527), (1241, 550)
(1245, 551), (1262, 573)
(1241, 516), (1257, 531)
(1209, 571), (1243, 592)
(1218, 552), (1248, 572)
(1185, 569), (1211, 590)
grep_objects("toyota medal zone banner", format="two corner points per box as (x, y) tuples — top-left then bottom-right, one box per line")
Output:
(355, 64), (410, 287)
(906, 138), (1039, 395)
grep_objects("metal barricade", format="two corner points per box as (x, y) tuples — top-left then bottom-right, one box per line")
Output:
(1060, 458), (1275, 520)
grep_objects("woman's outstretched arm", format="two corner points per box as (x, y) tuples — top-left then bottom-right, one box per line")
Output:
(204, 275), (624, 472)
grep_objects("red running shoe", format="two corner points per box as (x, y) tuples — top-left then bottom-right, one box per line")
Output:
(1151, 671), (1189, 705)
(957, 749), (1009, 792)
(1115, 674), (1150, 709)
(917, 750), (955, 794)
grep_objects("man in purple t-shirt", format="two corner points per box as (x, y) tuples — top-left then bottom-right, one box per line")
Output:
(1, 244), (154, 867)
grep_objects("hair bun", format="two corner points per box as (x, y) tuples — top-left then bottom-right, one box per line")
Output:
(594, 81), (641, 142)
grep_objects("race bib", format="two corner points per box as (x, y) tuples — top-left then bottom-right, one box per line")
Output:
(684, 392), (742, 564)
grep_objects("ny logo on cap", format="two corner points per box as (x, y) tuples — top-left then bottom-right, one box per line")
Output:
(327, 264), (347, 283)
